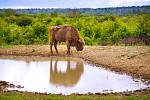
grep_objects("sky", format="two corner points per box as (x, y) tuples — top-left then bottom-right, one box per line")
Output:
(0, 0), (150, 9)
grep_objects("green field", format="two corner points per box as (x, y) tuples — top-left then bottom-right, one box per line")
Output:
(0, 91), (150, 100)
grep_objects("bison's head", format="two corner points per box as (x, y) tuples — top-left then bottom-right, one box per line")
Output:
(75, 39), (84, 51)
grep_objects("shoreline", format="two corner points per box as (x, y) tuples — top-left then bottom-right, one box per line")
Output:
(0, 45), (150, 83)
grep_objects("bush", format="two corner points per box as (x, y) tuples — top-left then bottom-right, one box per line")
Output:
(46, 18), (52, 23)
(54, 19), (63, 25)
(16, 16), (33, 26)
(136, 14), (150, 45)
(5, 16), (16, 23)
(32, 22), (48, 43)
(111, 26), (128, 44)
(0, 19), (12, 44)
(51, 12), (58, 17)
(0, 13), (150, 45)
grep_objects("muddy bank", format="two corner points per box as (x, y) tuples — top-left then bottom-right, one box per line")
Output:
(0, 45), (150, 82)
(0, 81), (24, 91)
(0, 82), (150, 97)
(0, 80), (150, 96)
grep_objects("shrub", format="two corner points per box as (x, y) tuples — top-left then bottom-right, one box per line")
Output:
(32, 22), (48, 43)
(54, 19), (63, 25)
(16, 16), (33, 26)
(51, 12), (58, 17)
(136, 14), (150, 45)
(5, 16), (16, 23)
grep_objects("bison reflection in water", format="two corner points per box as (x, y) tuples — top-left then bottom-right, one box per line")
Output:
(49, 58), (84, 87)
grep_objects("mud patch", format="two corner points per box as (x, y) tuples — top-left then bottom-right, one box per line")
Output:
(0, 81), (24, 91)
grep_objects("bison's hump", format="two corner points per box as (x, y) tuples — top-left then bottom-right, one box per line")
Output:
(51, 26), (61, 29)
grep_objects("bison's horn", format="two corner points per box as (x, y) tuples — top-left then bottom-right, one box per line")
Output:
(78, 39), (82, 43)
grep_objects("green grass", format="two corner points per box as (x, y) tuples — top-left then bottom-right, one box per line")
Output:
(0, 92), (150, 100)
(0, 44), (13, 48)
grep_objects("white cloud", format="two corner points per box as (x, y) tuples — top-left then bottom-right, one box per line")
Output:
(109, 0), (150, 7)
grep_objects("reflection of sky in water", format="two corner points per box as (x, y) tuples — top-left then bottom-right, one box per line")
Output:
(52, 61), (77, 73)
(0, 58), (149, 95)
(52, 61), (68, 73)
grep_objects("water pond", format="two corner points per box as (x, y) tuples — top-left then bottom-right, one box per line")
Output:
(0, 57), (149, 95)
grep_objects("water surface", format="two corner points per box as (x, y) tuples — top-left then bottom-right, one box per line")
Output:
(0, 57), (149, 95)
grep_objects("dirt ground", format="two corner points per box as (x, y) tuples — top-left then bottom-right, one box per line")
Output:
(0, 45), (150, 82)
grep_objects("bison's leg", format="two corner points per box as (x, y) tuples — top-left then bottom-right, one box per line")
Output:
(50, 41), (53, 55)
(66, 41), (71, 55)
(54, 41), (59, 54)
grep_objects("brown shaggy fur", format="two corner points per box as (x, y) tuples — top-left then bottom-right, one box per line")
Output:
(49, 25), (84, 55)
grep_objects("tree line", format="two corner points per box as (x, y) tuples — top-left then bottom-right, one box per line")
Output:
(0, 5), (150, 15)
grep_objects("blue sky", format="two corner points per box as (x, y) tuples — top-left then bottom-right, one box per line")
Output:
(0, 0), (150, 8)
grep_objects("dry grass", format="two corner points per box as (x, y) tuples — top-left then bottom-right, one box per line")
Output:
(0, 45), (150, 82)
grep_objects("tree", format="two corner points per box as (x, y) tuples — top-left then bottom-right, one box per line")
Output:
(68, 9), (80, 17)
(3, 9), (16, 16)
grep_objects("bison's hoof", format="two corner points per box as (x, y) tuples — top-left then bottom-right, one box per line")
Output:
(66, 53), (71, 56)
(50, 53), (53, 56)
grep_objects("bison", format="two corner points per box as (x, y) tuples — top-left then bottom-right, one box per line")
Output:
(49, 25), (84, 55)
